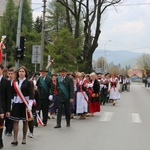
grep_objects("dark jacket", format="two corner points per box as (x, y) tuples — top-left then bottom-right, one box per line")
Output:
(37, 75), (53, 99)
(93, 79), (100, 93)
(56, 75), (74, 102)
(12, 79), (34, 100)
(0, 77), (11, 114)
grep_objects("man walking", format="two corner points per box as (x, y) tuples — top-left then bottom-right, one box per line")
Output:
(54, 68), (74, 128)
(36, 68), (53, 126)
(4, 68), (15, 136)
(0, 64), (11, 148)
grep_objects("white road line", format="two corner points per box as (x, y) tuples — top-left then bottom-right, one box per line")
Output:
(131, 113), (142, 123)
(100, 112), (113, 122)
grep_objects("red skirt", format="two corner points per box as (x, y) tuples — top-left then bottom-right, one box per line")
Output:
(88, 93), (100, 113)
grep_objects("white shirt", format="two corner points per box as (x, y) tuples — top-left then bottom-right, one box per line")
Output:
(0, 75), (3, 82)
(13, 78), (28, 103)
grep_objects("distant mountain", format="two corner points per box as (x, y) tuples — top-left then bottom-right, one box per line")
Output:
(93, 50), (143, 68)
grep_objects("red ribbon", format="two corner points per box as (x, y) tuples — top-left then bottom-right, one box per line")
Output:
(33, 101), (44, 126)
(80, 90), (88, 104)
(36, 113), (44, 126)
(13, 81), (33, 121)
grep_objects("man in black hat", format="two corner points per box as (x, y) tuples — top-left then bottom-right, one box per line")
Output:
(54, 68), (74, 128)
(36, 68), (53, 126)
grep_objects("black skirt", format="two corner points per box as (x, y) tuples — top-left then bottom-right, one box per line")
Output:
(9, 103), (27, 121)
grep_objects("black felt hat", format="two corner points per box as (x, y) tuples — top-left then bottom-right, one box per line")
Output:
(60, 67), (67, 72)
(39, 68), (48, 72)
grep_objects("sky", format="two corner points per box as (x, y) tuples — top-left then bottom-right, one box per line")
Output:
(32, 0), (150, 55)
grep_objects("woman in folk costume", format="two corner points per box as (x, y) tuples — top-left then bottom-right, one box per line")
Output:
(84, 74), (92, 117)
(100, 74), (109, 105)
(76, 72), (88, 119)
(10, 66), (34, 145)
(48, 74), (58, 119)
(69, 73), (77, 119)
(108, 74), (120, 106)
(86, 72), (100, 116)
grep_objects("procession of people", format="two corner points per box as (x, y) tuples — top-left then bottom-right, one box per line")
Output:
(0, 62), (131, 149)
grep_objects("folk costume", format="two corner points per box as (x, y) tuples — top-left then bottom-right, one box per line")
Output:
(87, 74), (100, 114)
(55, 73), (74, 128)
(76, 75), (88, 119)
(36, 72), (53, 126)
(100, 76), (109, 105)
(108, 75), (120, 106)
(0, 75), (11, 148)
(48, 76), (58, 119)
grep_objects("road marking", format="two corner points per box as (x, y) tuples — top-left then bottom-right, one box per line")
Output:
(100, 112), (113, 122)
(131, 113), (142, 123)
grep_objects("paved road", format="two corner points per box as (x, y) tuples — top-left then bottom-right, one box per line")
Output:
(2, 82), (150, 150)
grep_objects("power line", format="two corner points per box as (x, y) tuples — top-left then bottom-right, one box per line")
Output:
(115, 3), (150, 7)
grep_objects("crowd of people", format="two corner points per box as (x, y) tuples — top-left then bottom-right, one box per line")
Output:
(0, 63), (131, 149)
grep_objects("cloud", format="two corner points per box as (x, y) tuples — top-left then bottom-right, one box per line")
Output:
(98, 0), (150, 53)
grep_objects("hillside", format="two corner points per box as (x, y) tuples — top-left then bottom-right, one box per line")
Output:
(93, 50), (143, 68)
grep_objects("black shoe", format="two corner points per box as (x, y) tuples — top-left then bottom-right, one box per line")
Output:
(0, 140), (3, 149)
(0, 144), (3, 149)
(54, 125), (61, 128)
(66, 123), (70, 127)
(4, 130), (7, 135)
(11, 141), (18, 146)
(22, 142), (26, 145)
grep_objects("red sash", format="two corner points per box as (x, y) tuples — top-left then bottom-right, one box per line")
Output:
(13, 81), (33, 121)
(36, 113), (44, 126)
(80, 90), (88, 104)
(33, 101), (44, 126)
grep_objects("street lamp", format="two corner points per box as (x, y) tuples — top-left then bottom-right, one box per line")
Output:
(103, 40), (111, 73)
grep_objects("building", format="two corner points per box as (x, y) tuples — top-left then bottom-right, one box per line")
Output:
(0, 0), (8, 32)
(0, 0), (31, 33)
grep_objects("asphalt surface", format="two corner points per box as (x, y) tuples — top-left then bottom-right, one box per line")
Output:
(2, 82), (150, 150)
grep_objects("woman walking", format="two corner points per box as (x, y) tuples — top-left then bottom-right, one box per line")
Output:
(108, 74), (120, 106)
(10, 66), (34, 145)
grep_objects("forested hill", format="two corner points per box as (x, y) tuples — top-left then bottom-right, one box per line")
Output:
(93, 50), (143, 67)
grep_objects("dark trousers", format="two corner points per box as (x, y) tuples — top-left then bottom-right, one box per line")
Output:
(39, 99), (49, 125)
(57, 101), (70, 125)
(28, 120), (34, 133)
(0, 118), (4, 147)
(5, 117), (13, 134)
(28, 108), (37, 133)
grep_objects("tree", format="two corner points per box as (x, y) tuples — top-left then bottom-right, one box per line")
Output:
(46, 1), (68, 33)
(1, 0), (33, 66)
(21, 0), (32, 32)
(46, 28), (81, 72)
(137, 53), (150, 76)
(46, 0), (83, 71)
(137, 54), (150, 69)
(96, 56), (107, 73)
(0, 0), (17, 62)
(33, 16), (42, 33)
(56, 0), (122, 73)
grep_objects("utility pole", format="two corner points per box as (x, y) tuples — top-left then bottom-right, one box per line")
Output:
(40, 0), (46, 69)
(15, 0), (24, 70)
(103, 40), (111, 73)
